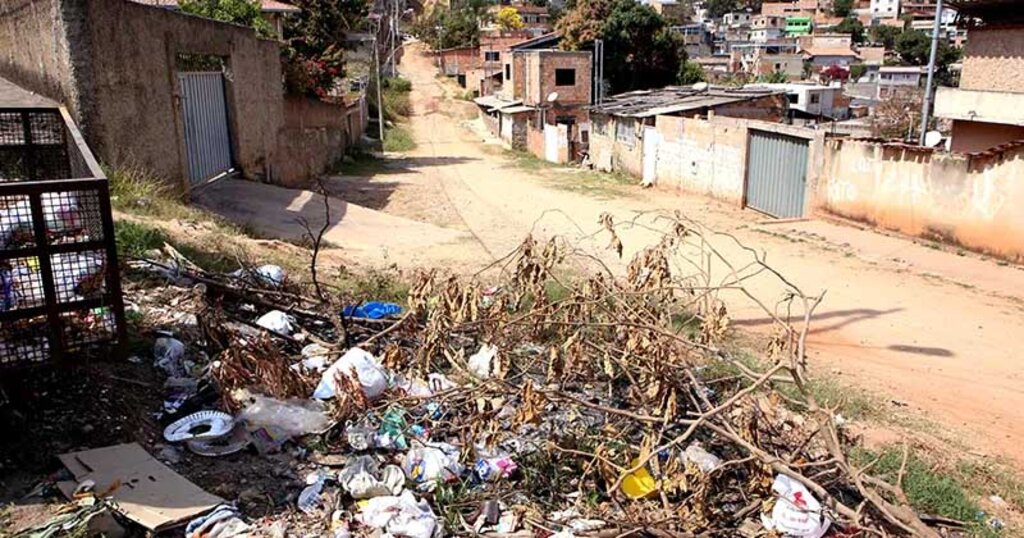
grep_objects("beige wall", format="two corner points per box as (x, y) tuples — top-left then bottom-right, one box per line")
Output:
(818, 139), (1024, 261)
(590, 115), (645, 178)
(960, 26), (1024, 94)
(950, 120), (1024, 153)
(0, 0), (363, 190)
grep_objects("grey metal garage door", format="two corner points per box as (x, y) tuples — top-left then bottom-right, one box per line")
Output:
(178, 72), (233, 185)
(745, 130), (809, 218)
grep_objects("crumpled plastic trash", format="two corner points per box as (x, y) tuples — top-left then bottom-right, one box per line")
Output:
(238, 395), (331, 442)
(255, 310), (295, 335)
(296, 343), (331, 372)
(231, 264), (286, 288)
(467, 344), (499, 379)
(298, 471), (328, 514)
(356, 491), (440, 538)
(474, 446), (517, 481)
(313, 348), (389, 400)
(342, 301), (402, 319)
(683, 443), (723, 473)
(185, 504), (250, 538)
(153, 337), (186, 377)
(377, 407), (409, 450)
(620, 458), (658, 499)
(339, 456), (405, 499)
(403, 442), (464, 490)
(761, 474), (831, 538)
(0, 193), (81, 249)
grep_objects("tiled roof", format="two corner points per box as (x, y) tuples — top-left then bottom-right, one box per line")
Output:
(131, 0), (300, 13)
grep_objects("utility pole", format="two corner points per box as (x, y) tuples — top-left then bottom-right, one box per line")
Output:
(374, 34), (385, 144)
(918, 0), (944, 145)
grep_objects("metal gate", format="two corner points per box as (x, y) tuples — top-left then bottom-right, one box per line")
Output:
(745, 130), (809, 218)
(178, 72), (233, 185)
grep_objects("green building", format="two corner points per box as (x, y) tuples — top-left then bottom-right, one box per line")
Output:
(785, 17), (812, 36)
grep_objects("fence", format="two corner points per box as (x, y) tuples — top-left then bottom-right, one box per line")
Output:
(0, 107), (126, 369)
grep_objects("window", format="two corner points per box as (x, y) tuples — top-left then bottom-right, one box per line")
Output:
(810, 93), (820, 104)
(485, 51), (500, 62)
(594, 117), (608, 135)
(505, 64), (511, 80)
(787, 94), (799, 104)
(615, 119), (634, 145)
(555, 68), (576, 86)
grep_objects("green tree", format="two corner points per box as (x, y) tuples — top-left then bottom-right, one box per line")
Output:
(757, 70), (789, 83)
(412, 5), (483, 49)
(279, 0), (369, 97)
(705, 0), (739, 18)
(832, 0), (853, 17)
(496, 6), (526, 30)
(558, 0), (684, 93)
(678, 60), (707, 84)
(834, 16), (865, 44)
(179, 0), (274, 37)
(895, 28), (961, 85)
(850, 63), (867, 80)
(869, 24), (901, 48)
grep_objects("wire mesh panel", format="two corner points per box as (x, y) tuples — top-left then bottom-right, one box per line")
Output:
(0, 107), (125, 370)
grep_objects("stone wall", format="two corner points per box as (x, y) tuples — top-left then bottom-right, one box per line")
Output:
(818, 139), (1024, 261)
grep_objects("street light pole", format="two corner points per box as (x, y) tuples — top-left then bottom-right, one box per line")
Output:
(374, 34), (385, 144)
(918, 0), (944, 145)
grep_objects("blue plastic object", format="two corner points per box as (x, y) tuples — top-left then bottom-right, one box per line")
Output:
(342, 301), (402, 319)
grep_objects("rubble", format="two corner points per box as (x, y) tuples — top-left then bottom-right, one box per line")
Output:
(7, 215), (950, 538)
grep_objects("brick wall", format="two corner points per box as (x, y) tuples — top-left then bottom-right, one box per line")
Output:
(521, 50), (592, 107)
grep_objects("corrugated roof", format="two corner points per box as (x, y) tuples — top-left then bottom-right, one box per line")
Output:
(473, 96), (523, 110)
(591, 86), (784, 118)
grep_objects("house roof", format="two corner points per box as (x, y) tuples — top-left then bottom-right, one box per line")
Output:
(131, 0), (300, 13)
(510, 32), (562, 50)
(591, 86), (784, 118)
(858, 47), (886, 64)
(947, 0), (1024, 21)
(513, 4), (549, 14)
(879, 65), (927, 73)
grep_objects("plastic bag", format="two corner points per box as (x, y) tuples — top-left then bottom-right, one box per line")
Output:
(231, 264), (286, 288)
(299, 343), (331, 372)
(313, 348), (389, 400)
(238, 395), (330, 439)
(467, 344), (498, 379)
(342, 301), (402, 319)
(185, 504), (250, 538)
(683, 443), (722, 473)
(474, 455), (517, 481)
(403, 442), (464, 489)
(357, 491), (440, 538)
(761, 474), (831, 538)
(153, 337), (186, 377)
(256, 310), (295, 335)
(339, 456), (405, 499)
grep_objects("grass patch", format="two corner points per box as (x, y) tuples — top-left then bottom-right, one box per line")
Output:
(383, 125), (416, 152)
(115, 220), (168, 258)
(335, 265), (410, 304)
(502, 149), (635, 199)
(372, 76), (413, 122)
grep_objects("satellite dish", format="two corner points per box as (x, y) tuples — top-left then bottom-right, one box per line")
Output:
(924, 130), (943, 147)
(547, 91), (559, 103)
(692, 82), (709, 91)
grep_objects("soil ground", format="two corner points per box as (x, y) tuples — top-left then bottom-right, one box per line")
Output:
(200, 42), (1024, 471)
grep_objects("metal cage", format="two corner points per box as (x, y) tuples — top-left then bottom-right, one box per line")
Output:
(0, 107), (126, 369)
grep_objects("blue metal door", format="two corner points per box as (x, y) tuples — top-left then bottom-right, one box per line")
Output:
(745, 130), (809, 218)
(178, 72), (233, 185)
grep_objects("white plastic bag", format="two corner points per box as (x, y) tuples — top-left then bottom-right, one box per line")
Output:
(299, 343), (331, 372)
(231, 264), (286, 288)
(357, 491), (440, 538)
(467, 344), (498, 379)
(403, 442), (464, 489)
(340, 456), (405, 499)
(683, 443), (723, 474)
(256, 310), (295, 334)
(313, 348), (389, 400)
(761, 474), (831, 538)
(153, 337), (186, 376)
(238, 395), (331, 438)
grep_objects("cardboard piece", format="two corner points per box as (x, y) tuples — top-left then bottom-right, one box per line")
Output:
(58, 443), (224, 532)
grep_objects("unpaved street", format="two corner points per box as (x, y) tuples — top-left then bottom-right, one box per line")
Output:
(209, 42), (1024, 467)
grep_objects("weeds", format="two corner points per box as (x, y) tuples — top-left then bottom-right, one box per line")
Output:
(383, 125), (416, 152)
(115, 220), (168, 258)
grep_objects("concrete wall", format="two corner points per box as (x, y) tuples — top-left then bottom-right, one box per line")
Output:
(437, 47), (480, 76)
(0, 0), (363, 190)
(959, 25), (1024, 94)
(950, 120), (1024, 153)
(818, 139), (1024, 261)
(590, 115), (645, 177)
(521, 50), (592, 107)
(276, 96), (367, 183)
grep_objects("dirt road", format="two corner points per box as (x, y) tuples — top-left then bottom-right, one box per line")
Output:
(212, 42), (1024, 467)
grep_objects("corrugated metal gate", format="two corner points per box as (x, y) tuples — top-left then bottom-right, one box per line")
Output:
(178, 72), (233, 185)
(745, 130), (809, 218)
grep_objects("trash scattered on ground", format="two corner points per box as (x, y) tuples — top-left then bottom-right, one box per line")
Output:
(57, 443), (224, 532)
(185, 504), (251, 538)
(314, 347), (388, 400)
(163, 410), (235, 442)
(342, 301), (402, 319)
(761, 474), (832, 538)
(255, 310), (295, 335)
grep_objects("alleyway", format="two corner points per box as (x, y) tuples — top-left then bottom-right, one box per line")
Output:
(209, 42), (1024, 468)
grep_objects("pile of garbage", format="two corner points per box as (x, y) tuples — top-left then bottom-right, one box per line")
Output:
(93, 220), (947, 537)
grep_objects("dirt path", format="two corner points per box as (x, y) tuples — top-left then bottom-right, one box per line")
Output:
(237, 42), (1024, 468)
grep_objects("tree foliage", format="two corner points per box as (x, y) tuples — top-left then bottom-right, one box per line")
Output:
(833, 17), (865, 43)
(895, 28), (960, 85)
(179, 0), (274, 37)
(704, 0), (761, 18)
(496, 6), (526, 30)
(280, 0), (369, 97)
(412, 0), (489, 49)
(869, 24), (901, 48)
(678, 60), (707, 84)
(831, 0), (853, 17)
(757, 70), (789, 83)
(558, 0), (684, 93)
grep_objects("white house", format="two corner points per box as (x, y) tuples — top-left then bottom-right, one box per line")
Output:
(869, 0), (900, 18)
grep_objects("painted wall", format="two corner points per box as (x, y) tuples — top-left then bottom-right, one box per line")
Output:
(818, 139), (1024, 261)
(950, 120), (1024, 153)
(590, 115), (645, 178)
(959, 25), (1024, 93)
